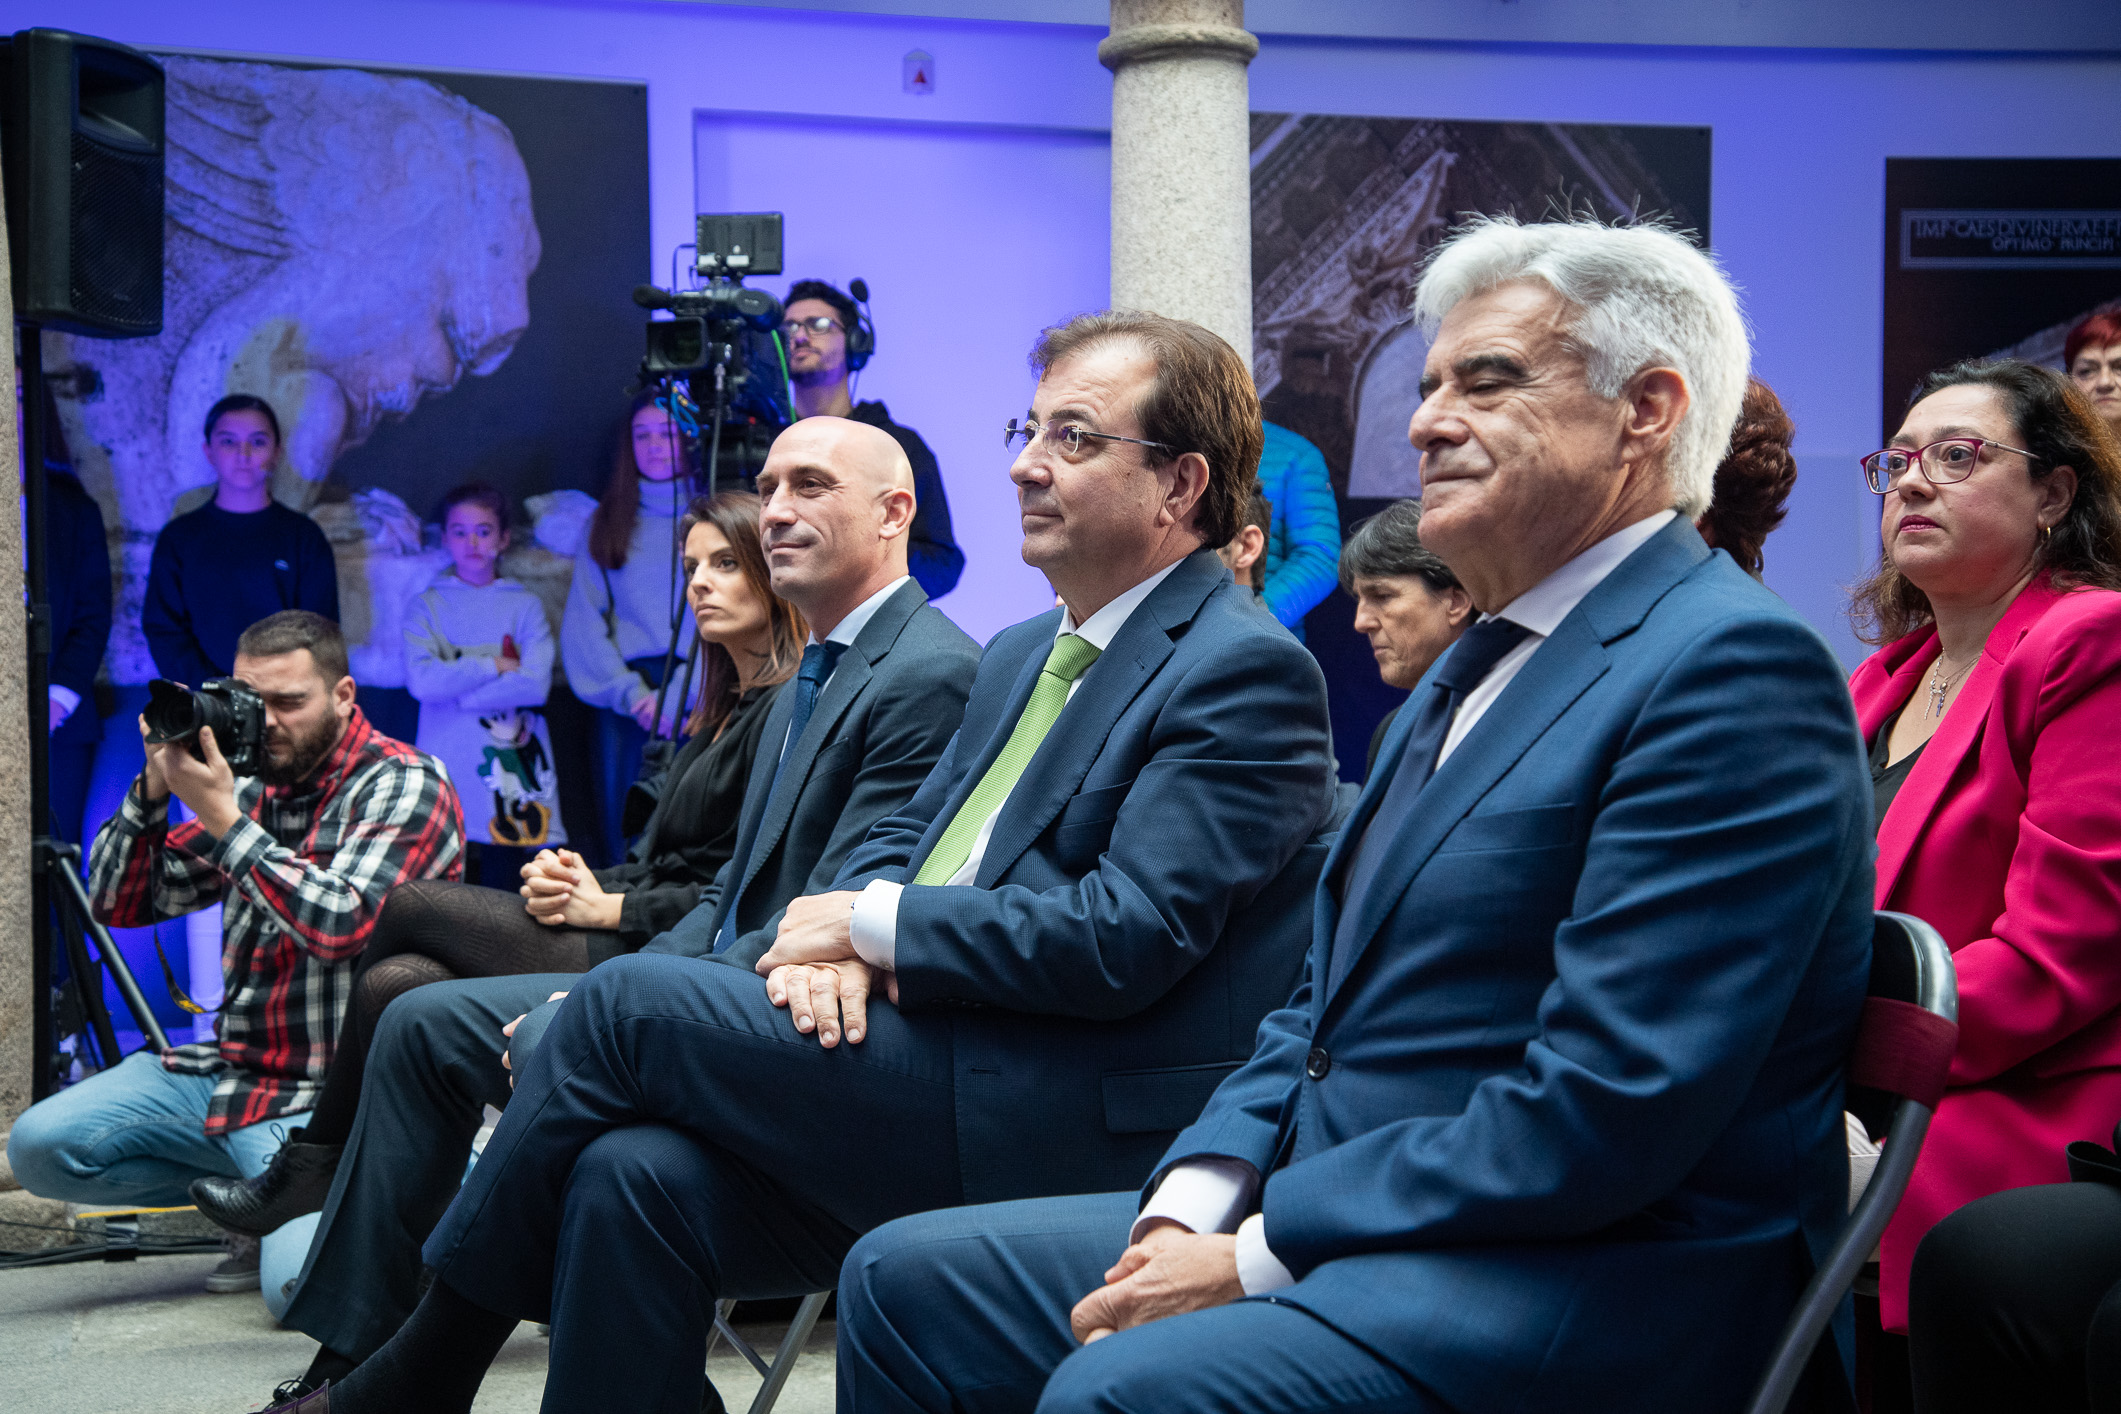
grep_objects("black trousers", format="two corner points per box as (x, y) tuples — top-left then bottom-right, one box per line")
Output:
(280, 970), (584, 1362)
(418, 951), (966, 1414)
(1909, 1182), (2121, 1413)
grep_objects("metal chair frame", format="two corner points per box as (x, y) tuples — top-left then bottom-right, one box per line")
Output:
(1742, 910), (1959, 1414)
(705, 1290), (831, 1414)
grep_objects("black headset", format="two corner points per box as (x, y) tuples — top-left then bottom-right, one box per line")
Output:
(845, 277), (877, 372)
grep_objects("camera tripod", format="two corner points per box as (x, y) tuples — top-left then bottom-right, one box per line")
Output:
(21, 323), (170, 1102)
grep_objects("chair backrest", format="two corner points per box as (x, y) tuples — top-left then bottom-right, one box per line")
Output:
(1742, 910), (1959, 1414)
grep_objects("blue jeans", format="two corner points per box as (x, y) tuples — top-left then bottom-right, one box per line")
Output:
(7, 1050), (320, 1318)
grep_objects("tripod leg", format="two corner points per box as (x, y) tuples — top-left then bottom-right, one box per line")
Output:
(56, 893), (120, 1070)
(44, 842), (172, 1052)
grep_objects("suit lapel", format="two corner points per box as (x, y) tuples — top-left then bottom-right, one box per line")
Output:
(739, 580), (924, 896)
(962, 552), (1219, 887)
(1321, 616), (1611, 1013)
(1318, 517), (1708, 1014)
(720, 686), (798, 914)
(1873, 578), (2061, 902)
(974, 609), (1174, 886)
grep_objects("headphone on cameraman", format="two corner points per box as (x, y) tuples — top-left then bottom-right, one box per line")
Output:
(845, 278), (877, 372)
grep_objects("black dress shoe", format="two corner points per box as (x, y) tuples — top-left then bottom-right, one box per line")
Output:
(190, 1130), (345, 1237)
(262, 1378), (329, 1412)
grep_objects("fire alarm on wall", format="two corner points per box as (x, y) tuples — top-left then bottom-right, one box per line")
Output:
(903, 49), (935, 95)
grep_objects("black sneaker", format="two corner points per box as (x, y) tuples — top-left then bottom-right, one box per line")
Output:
(204, 1230), (260, 1293)
(189, 1126), (344, 1237)
(262, 1379), (330, 1412)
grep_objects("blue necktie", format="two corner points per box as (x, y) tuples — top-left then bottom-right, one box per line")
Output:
(713, 640), (848, 954)
(1327, 616), (1534, 992)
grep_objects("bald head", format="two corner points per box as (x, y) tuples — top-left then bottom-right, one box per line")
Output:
(775, 417), (914, 494)
(755, 416), (920, 636)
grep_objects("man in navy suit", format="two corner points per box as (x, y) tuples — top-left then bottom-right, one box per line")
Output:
(834, 219), (1876, 1413)
(262, 418), (980, 1399)
(274, 315), (1338, 1414)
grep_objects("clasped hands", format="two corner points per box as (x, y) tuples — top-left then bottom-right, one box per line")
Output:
(1069, 1219), (1244, 1345)
(755, 890), (897, 1049)
(518, 849), (622, 931)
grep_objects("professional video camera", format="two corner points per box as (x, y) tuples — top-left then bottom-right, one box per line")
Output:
(627, 212), (796, 755)
(633, 212), (791, 429)
(143, 677), (267, 776)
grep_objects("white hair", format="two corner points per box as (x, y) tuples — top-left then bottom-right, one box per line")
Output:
(1411, 216), (1750, 518)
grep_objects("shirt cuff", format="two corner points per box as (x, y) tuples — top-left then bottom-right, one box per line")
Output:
(208, 812), (276, 880)
(1130, 1158), (1258, 1243)
(851, 880), (902, 969)
(1234, 1213), (1295, 1295)
(48, 685), (80, 721)
(118, 778), (170, 836)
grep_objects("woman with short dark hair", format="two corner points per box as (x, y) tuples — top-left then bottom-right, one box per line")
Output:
(1840, 359), (2121, 1385)
(1338, 499), (1473, 775)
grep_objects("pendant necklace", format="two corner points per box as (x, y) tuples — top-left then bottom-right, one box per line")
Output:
(1926, 652), (1974, 719)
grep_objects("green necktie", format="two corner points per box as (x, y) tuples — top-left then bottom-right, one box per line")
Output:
(914, 633), (1103, 885)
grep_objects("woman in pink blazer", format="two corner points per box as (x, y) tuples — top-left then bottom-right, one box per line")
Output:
(1847, 359), (2121, 1345)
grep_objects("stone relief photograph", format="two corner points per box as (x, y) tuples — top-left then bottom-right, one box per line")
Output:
(43, 52), (648, 691)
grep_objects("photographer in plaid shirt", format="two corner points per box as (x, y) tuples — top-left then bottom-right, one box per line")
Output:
(7, 612), (463, 1307)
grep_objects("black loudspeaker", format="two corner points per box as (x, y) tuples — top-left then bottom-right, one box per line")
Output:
(0, 28), (164, 337)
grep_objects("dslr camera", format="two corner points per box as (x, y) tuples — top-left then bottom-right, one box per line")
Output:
(144, 678), (267, 777)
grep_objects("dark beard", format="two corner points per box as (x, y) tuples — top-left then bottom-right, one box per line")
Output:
(256, 716), (342, 788)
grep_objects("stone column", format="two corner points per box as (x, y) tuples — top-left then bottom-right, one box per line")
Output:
(0, 157), (29, 1138)
(1101, 0), (1259, 366)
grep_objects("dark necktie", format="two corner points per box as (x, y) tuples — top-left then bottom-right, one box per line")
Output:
(713, 640), (848, 954)
(1327, 616), (1535, 992)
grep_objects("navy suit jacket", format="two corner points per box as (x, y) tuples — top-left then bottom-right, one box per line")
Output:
(45, 469), (112, 746)
(645, 580), (980, 964)
(1154, 520), (1874, 1412)
(834, 548), (1339, 1202)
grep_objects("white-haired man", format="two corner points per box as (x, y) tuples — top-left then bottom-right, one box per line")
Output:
(834, 218), (1876, 1413)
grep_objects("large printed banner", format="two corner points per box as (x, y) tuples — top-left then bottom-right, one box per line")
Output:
(1250, 113), (1712, 776)
(45, 53), (649, 686)
(1883, 158), (2121, 440)
(1251, 114), (1711, 507)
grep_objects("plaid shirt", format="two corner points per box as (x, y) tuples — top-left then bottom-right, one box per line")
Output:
(88, 707), (463, 1134)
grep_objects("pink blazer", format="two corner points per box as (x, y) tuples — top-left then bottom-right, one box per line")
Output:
(1851, 576), (2121, 1330)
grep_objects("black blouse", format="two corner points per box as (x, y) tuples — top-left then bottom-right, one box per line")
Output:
(595, 681), (786, 952)
(1869, 704), (1928, 838)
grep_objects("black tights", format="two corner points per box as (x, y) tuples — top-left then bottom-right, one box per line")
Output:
(300, 880), (607, 1147)
(1909, 1182), (2121, 1413)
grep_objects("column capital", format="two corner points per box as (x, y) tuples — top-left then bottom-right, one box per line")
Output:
(1098, 22), (1260, 72)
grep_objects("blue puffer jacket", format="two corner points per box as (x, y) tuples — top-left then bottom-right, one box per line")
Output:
(1257, 421), (1343, 632)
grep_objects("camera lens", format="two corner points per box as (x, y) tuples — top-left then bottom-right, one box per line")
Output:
(143, 679), (203, 744)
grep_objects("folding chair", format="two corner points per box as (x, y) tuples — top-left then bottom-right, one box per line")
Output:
(705, 1290), (831, 1414)
(1742, 909), (1959, 1414)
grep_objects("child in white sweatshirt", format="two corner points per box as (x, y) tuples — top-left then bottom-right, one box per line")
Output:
(405, 484), (565, 883)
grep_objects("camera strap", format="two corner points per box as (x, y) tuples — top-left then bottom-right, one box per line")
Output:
(149, 924), (216, 1016)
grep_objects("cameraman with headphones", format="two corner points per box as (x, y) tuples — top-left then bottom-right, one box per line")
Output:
(781, 279), (963, 598)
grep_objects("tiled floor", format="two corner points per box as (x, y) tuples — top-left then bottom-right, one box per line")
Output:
(0, 1253), (835, 1413)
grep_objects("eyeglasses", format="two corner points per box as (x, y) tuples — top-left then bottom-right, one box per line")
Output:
(1860, 437), (2038, 495)
(778, 316), (843, 341)
(1003, 418), (1173, 460)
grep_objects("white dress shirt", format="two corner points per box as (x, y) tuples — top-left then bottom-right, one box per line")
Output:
(849, 560), (1183, 969)
(1134, 510), (1679, 1295)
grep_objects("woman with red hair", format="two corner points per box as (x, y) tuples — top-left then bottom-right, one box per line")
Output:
(2067, 309), (2121, 440)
